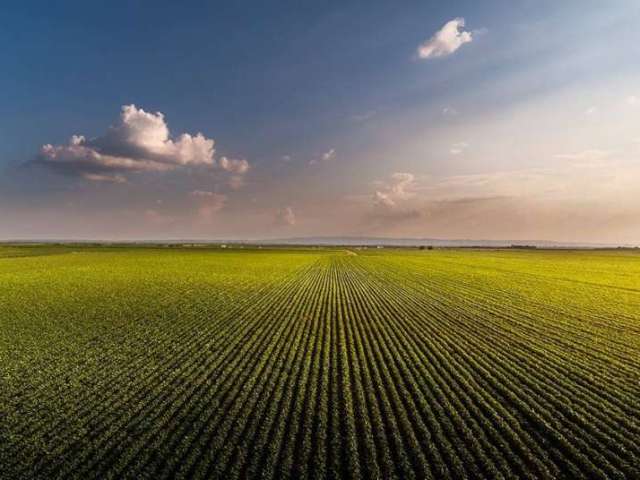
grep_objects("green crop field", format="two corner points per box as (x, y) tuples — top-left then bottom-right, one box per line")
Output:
(1, 245), (639, 479)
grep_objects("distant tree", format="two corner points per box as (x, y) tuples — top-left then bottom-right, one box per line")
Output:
(427, 246), (434, 250)
(419, 246), (425, 250)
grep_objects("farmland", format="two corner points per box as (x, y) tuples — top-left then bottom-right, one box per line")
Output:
(1, 245), (639, 479)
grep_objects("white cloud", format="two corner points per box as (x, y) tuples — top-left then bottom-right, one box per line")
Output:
(450, 142), (469, 155)
(417, 18), (474, 60)
(36, 105), (248, 183)
(626, 96), (639, 106)
(309, 148), (336, 165)
(86, 105), (215, 166)
(275, 206), (296, 226)
(584, 106), (598, 116)
(191, 190), (221, 198)
(322, 148), (336, 161)
(218, 156), (250, 174)
(82, 173), (127, 183)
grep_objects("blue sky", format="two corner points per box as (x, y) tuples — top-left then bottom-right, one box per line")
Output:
(2, 1), (640, 242)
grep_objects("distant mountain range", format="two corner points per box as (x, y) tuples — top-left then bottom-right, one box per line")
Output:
(249, 236), (637, 249)
(2, 236), (637, 249)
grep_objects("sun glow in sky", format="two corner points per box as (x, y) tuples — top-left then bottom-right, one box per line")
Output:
(1, 1), (640, 243)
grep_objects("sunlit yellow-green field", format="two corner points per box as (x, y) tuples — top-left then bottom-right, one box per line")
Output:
(1, 245), (639, 479)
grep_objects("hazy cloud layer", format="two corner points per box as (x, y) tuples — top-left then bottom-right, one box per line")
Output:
(370, 173), (420, 226)
(373, 172), (416, 209)
(450, 142), (469, 155)
(191, 190), (228, 223)
(554, 149), (611, 166)
(354, 146), (640, 241)
(442, 106), (458, 116)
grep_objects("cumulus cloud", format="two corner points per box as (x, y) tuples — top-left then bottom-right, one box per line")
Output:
(35, 105), (248, 184)
(275, 206), (296, 226)
(38, 138), (174, 182)
(218, 156), (250, 174)
(417, 18), (473, 60)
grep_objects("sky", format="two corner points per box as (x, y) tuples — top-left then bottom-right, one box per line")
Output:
(1, 0), (640, 243)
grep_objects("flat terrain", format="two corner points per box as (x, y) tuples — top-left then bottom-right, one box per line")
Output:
(1, 245), (639, 479)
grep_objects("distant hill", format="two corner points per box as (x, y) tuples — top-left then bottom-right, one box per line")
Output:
(251, 236), (635, 249)
(1, 236), (636, 249)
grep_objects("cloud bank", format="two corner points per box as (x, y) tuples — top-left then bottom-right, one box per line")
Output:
(417, 18), (473, 60)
